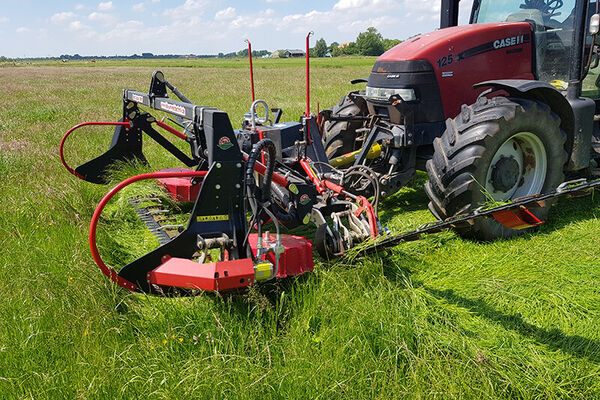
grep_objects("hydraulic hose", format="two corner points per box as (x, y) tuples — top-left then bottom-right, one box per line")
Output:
(270, 184), (298, 222)
(244, 138), (277, 257)
(245, 138), (276, 204)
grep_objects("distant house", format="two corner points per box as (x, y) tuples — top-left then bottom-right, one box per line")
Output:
(286, 49), (305, 58)
(271, 49), (306, 58)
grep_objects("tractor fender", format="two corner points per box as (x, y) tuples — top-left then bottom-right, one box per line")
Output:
(473, 79), (592, 171)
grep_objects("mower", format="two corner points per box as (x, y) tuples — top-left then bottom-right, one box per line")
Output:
(59, 47), (383, 293)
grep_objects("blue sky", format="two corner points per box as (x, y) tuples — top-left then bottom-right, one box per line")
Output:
(1, 0), (473, 57)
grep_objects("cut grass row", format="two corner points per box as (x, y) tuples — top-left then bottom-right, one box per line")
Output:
(1, 58), (600, 399)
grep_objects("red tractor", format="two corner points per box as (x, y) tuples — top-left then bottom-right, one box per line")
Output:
(322, 0), (600, 239)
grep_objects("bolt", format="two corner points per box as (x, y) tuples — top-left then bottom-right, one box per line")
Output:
(216, 163), (222, 168)
(235, 184), (241, 189)
(216, 184), (221, 189)
(236, 163), (242, 168)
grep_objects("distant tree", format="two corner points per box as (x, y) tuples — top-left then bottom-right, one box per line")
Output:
(356, 27), (384, 56)
(313, 38), (328, 57)
(328, 42), (339, 56)
(218, 52), (224, 58)
(382, 38), (402, 51)
(252, 49), (270, 57)
(332, 42), (359, 56)
(237, 48), (249, 57)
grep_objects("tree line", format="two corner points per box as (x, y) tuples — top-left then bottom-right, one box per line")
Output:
(224, 27), (403, 59)
(311, 27), (402, 57)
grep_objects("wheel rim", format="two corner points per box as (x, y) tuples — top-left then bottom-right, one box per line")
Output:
(484, 131), (547, 202)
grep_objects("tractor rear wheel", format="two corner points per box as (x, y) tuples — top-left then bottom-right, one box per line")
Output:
(323, 95), (365, 159)
(425, 96), (567, 240)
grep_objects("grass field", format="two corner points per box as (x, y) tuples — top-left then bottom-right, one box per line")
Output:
(1, 57), (600, 399)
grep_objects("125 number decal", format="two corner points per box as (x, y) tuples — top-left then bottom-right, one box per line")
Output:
(437, 54), (454, 68)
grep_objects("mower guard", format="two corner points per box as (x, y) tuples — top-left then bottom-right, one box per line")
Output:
(75, 121), (147, 184)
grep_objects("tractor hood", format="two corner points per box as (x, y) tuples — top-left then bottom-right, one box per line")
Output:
(368, 22), (535, 118)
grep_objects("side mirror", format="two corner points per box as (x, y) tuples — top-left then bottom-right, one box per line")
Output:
(590, 13), (600, 35)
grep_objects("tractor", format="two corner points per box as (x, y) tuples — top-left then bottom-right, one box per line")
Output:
(321, 0), (600, 240)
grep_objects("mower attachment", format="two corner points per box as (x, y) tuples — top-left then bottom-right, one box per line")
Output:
(63, 71), (384, 294)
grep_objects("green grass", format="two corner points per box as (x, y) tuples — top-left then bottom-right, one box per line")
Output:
(1, 57), (600, 399)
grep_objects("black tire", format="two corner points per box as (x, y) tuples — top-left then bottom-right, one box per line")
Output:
(323, 95), (364, 159)
(425, 96), (567, 240)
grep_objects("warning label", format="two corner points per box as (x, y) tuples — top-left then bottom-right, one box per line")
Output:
(197, 215), (229, 222)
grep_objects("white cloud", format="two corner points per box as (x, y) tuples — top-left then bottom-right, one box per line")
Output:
(50, 12), (76, 24)
(0, 17), (9, 24)
(333, 0), (396, 10)
(163, 0), (208, 20)
(75, 4), (85, 10)
(152, 0), (160, 2)
(215, 7), (235, 21)
(265, 0), (289, 2)
(88, 12), (117, 26)
(98, 1), (114, 11)
(132, 2), (145, 12)
(69, 21), (86, 31)
(99, 20), (146, 41)
(16, 27), (30, 33)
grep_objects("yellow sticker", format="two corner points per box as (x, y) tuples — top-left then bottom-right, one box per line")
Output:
(197, 215), (229, 222)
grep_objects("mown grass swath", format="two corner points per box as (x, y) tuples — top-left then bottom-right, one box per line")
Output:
(1, 57), (600, 398)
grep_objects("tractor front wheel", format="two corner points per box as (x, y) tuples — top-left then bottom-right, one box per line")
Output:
(425, 96), (567, 240)
(323, 95), (365, 159)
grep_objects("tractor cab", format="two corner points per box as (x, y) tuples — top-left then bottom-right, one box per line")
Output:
(470, 0), (599, 95)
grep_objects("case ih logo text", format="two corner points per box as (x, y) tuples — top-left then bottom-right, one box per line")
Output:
(300, 194), (310, 205)
(493, 35), (525, 49)
(218, 136), (233, 150)
(160, 101), (186, 116)
(132, 94), (144, 103)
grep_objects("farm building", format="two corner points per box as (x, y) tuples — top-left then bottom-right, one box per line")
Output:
(271, 49), (306, 58)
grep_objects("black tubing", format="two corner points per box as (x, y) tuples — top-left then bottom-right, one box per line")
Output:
(270, 183), (298, 222)
(246, 138), (276, 203)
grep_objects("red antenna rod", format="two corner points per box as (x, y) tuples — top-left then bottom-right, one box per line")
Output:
(305, 31), (313, 117)
(245, 39), (255, 102)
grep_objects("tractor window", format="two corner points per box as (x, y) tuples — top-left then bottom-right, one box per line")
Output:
(474, 0), (577, 85)
(583, 1), (600, 99)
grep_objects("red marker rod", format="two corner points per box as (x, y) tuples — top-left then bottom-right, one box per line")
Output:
(245, 39), (255, 102)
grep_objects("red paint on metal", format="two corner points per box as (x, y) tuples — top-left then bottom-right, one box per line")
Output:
(154, 120), (187, 140)
(59, 121), (131, 180)
(156, 168), (202, 202)
(492, 207), (544, 230)
(249, 233), (314, 278)
(305, 32), (313, 143)
(257, 129), (266, 164)
(378, 22), (534, 118)
(245, 39), (255, 102)
(322, 179), (344, 194)
(89, 170), (208, 291)
(148, 257), (255, 291)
